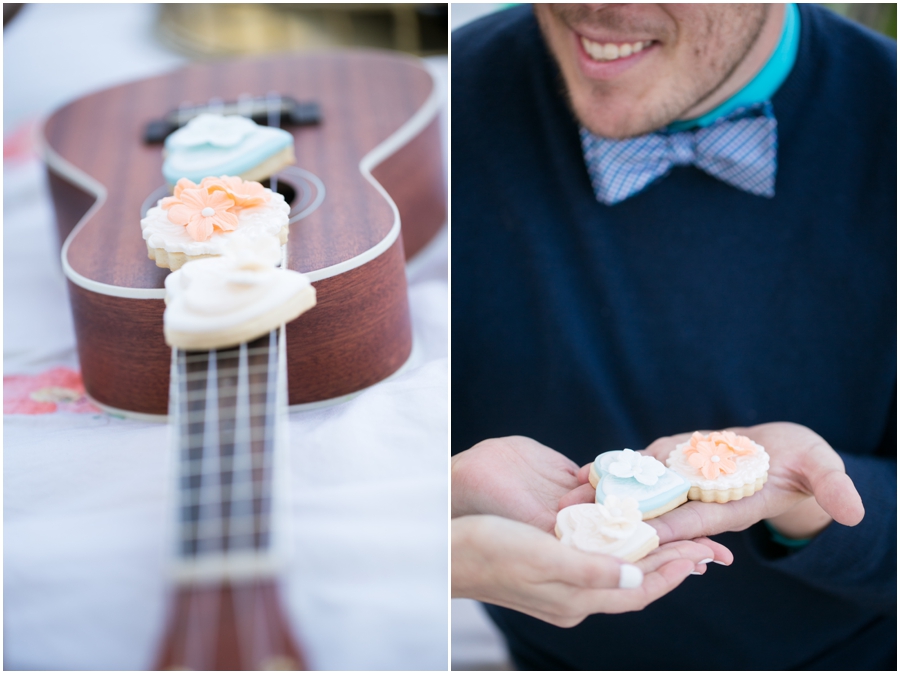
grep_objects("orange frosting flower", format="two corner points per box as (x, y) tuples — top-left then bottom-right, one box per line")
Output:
(708, 430), (758, 455)
(201, 175), (270, 211)
(160, 177), (201, 210)
(686, 439), (737, 480)
(165, 188), (238, 241)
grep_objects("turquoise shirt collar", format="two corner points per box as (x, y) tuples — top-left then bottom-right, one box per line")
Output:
(667, 3), (800, 132)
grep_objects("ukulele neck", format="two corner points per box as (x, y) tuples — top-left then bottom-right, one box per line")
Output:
(168, 328), (290, 584)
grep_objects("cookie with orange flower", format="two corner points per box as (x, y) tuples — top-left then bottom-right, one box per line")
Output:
(141, 176), (289, 270)
(666, 431), (770, 503)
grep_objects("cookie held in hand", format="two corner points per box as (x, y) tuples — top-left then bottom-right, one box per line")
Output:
(590, 449), (691, 520)
(589, 449), (690, 519)
(666, 431), (769, 503)
(555, 496), (659, 562)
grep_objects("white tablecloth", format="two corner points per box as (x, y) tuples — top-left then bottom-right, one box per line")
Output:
(3, 4), (448, 670)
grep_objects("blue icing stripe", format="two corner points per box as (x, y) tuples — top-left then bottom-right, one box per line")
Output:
(593, 450), (690, 514)
(597, 472), (690, 514)
(163, 129), (294, 185)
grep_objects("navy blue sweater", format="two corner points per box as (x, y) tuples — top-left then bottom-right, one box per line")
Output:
(452, 5), (896, 670)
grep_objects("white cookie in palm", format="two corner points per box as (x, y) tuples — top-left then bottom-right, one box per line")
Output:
(589, 449), (691, 520)
(666, 431), (769, 503)
(555, 496), (659, 562)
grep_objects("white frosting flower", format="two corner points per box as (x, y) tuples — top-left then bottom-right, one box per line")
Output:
(594, 495), (642, 539)
(608, 448), (666, 486)
(564, 507), (618, 551)
(558, 499), (643, 552)
(167, 113), (260, 150)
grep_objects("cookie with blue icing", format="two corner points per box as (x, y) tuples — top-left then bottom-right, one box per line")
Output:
(163, 113), (295, 186)
(589, 449), (690, 520)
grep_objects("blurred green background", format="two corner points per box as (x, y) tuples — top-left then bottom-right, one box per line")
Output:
(823, 3), (896, 38)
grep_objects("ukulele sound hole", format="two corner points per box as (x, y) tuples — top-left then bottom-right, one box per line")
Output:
(261, 178), (296, 205)
(139, 166), (324, 224)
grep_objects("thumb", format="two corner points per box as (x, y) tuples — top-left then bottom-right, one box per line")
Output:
(558, 482), (597, 510)
(810, 468), (865, 526)
(576, 462), (592, 484)
(554, 545), (644, 590)
(802, 451), (865, 526)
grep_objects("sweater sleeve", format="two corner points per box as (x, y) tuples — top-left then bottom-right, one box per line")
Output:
(743, 402), (897, 612)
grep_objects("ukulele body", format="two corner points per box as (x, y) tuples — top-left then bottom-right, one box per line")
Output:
(43, 51), (446, 417)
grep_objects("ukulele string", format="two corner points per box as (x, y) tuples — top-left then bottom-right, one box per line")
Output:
(171, 333), (284, 668)
(231, 340), (257, 668)
(267, 90), (281, 194)
(237, 93), (254, 119)
(208, 96), (225, 116)
(231, 332), (281, 668)
(176, 100), (193, 129)
(176, 348), (220, 670)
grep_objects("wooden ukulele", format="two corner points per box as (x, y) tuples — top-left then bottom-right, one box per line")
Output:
(157, 329), (304, 670)
(42, 50), (446, 418)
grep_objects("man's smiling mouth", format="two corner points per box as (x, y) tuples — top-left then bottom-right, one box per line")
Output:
(580, 36), (654, 62)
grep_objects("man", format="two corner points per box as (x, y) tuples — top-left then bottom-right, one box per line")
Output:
(452, 3), (895, 670)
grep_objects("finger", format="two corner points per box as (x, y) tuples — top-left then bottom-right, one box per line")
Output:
(650, 498), (759, 544)
(576, 463), (592, 484)
(692, 536), (734, 565)
(801, 453), (865, 526)
(583, 558), (696, 614)
(549, 546), (643, 590)
(634, 558), (697, 604)
(558, 482), (596, 510)
(635, 539), (717, 574)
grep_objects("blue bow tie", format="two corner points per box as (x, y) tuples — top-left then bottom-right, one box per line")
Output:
(581, 103), (778, 206)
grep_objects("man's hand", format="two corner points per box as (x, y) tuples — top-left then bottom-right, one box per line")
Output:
(451, 436), (581, 532)
(567, 422), (865, 544)
(452, 515), (733, 628)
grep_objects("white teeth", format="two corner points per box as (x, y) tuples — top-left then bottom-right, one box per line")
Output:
(581, 37), (651, 62)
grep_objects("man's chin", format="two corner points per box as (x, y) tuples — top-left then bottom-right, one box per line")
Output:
(579, 119), (658, 140)
(577, 106), (674, 139)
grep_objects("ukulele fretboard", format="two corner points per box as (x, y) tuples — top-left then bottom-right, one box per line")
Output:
(168, 329), (290, 583)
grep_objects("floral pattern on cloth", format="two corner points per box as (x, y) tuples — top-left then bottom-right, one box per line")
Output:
(4, 368), (101, 415)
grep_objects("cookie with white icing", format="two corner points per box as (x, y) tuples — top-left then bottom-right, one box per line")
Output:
(141, 176), (289, 270)
(163, 238), (315, 350)
(589, 449), (690, 520)
(163, 113), (295, 186)
(555, 496), (659, 562)
(666, 431), (769, 503)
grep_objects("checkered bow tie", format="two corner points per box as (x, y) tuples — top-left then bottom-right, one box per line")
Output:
(581, 103), (778, 206)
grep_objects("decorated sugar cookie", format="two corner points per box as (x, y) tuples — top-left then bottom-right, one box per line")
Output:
(163, 237), (315, 350)
(589, 449), (690, 520)
(666, 431), (769, 503)
(555, 496), (659, 562)
(163, 113), (295, 185)
(141, 176), (289, 270)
